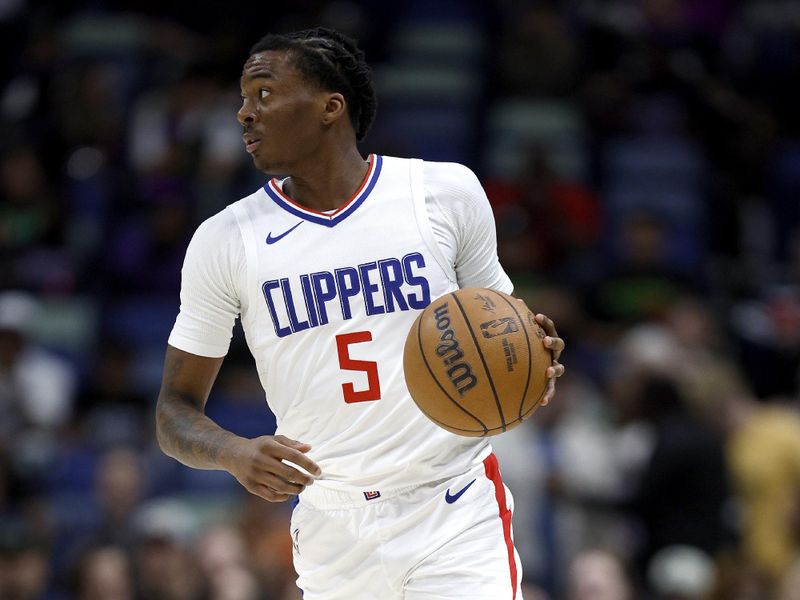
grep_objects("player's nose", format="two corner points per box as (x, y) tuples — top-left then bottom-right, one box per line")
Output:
(237, 98), (257, 125)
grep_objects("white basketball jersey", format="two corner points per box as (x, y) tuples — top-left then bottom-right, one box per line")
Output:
(170, 155), (513, 492)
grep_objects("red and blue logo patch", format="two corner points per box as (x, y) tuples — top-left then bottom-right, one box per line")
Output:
(363, 490), (381, 501)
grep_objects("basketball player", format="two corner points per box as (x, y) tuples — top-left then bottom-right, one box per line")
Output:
(156, 28), (565, 599)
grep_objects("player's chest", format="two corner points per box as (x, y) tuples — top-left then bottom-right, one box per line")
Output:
(250, 198), (444, 339)
(255, 194), (425, 270)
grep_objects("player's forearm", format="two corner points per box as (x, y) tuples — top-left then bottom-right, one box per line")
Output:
(155, 393), (243, 471)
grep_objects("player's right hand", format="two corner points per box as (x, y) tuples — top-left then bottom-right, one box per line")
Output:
(225, 435), (321, 502)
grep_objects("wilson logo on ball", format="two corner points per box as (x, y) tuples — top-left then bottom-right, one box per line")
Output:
(433, 302), (478, 396)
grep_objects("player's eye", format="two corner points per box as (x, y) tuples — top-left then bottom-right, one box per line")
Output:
(259, 88), (270, 100)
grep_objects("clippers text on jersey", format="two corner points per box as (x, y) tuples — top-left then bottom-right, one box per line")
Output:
(262, 252), (431, 337)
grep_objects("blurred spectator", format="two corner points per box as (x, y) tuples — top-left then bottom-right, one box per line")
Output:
(625, 375), (728, 575)
(520, 581), (551, 600)
(198, 525), (264, 600)
(489, 147), (601, 278)
(588, 212), (694, 324)
(57, 63), (126, 153)
(0, 519), (50, 600)
(710, 549), (771, 600)
(71, 544), (134, 600)
(237, 495), (299, 599)
(778, 558), (800, 600)
(647, 545), (716, 600)
(0, 292), (76, 474)
(496, 2), (580, 96)
(94, 447), (146, 547)
(697, 368), (800, 587)
(566, 548), (634, 600)
(103, 190), (192, 293)
(132, 499), (207, 600)
(0, 147), (72, 292)
(731, 285), (800, 399)
(78, 338), (147, 448)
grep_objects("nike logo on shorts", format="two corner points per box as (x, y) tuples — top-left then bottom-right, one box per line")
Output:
(445, 478), (476, 504)
(266, 221), (303, 244)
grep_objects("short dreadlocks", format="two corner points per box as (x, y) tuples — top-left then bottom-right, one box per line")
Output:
(249, 28), (377, 142)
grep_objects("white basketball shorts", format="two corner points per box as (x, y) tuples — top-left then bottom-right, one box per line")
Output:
(289, 453), (523, 599)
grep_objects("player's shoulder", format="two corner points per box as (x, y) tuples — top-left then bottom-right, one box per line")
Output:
(191, 187), (262, 245)
(380, 155), (479, 187)
(193, 205), (238, 243)
(416, 159), (485, 207)
(421, 159), (480, 189)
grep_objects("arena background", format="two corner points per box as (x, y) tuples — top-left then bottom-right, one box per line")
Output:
(1, 1), (799, 598)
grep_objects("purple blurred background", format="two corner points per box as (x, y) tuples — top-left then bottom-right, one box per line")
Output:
(1, 1), (799, 599)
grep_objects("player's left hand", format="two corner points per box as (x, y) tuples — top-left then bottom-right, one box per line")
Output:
(534, 313), (565, 406)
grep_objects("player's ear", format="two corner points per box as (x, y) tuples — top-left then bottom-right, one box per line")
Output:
(321, 92), (347, 126)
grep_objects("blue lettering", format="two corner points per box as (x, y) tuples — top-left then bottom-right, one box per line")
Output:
(299, 274), (318, 327)
(402, 253), (431, 309)
(335, 267), (361, 320)
(262, 280), (292, 338)
(359, 261), (384, 316)
(379, 258), (408, 312)
(281, 278), (310, 333)
(263, 253), (433, 337)
(311, 271), (336, 325)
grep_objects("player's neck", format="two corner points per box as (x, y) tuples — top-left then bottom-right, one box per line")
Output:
(282, 146), (370, 212)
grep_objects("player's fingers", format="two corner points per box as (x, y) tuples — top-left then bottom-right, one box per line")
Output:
(251, 460), (313, 488)
(540, 379), (556, 406)
(534, 313), (556, 335)
(243, 480), (285, 502)
(252, 484), (292, 503)
(273, 434), (312, 453)
(262, 439), (322, 477)
(280, 450), (322, 478)
(546, 361), (565, 379)
(278, 461), (316, 487)
(256, 472), (306, 495)
(543, 336), (565, 361)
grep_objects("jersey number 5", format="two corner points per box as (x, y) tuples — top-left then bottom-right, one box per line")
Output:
(335, 331), (382, 403)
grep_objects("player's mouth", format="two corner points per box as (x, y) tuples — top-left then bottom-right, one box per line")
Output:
(243, 134), (261, 154)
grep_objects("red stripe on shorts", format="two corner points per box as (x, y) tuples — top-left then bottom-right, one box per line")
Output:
(483, 453), (517, 599)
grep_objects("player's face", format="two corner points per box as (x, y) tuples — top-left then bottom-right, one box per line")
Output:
(238, 50), (329, 173)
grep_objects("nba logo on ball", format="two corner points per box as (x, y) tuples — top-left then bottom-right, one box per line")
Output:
(403, 288), (550, 437)
(480, 317), (519, 338)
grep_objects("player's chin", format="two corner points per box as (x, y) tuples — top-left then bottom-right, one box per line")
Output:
(252, 154), (282, 176)
(250, 154), (268, 172)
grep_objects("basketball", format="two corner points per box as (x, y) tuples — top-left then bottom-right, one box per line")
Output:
(403, 287), (551, 437)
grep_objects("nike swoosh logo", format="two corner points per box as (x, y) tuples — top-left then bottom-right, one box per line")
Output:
(266, 221), (303, 244)
(445, 478), (477, 504)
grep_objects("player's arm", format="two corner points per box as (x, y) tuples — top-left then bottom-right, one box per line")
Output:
(155, 345), (231, 469)
(156, 345), (320, 501)
(157, 210), (319, 502)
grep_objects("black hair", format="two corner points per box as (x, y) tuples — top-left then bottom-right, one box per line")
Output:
(249, 27), (377, 142)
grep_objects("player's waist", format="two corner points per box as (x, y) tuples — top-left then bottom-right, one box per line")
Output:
(297, 480), (425, 508)
(296, 444), (493, 509)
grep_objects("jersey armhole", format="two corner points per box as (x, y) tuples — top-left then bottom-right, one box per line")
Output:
(228, 201), (260, 331)
(409, 158), (457, 284)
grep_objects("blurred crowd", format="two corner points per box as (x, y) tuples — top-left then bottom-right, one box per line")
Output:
(1, 0), (799, 598)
